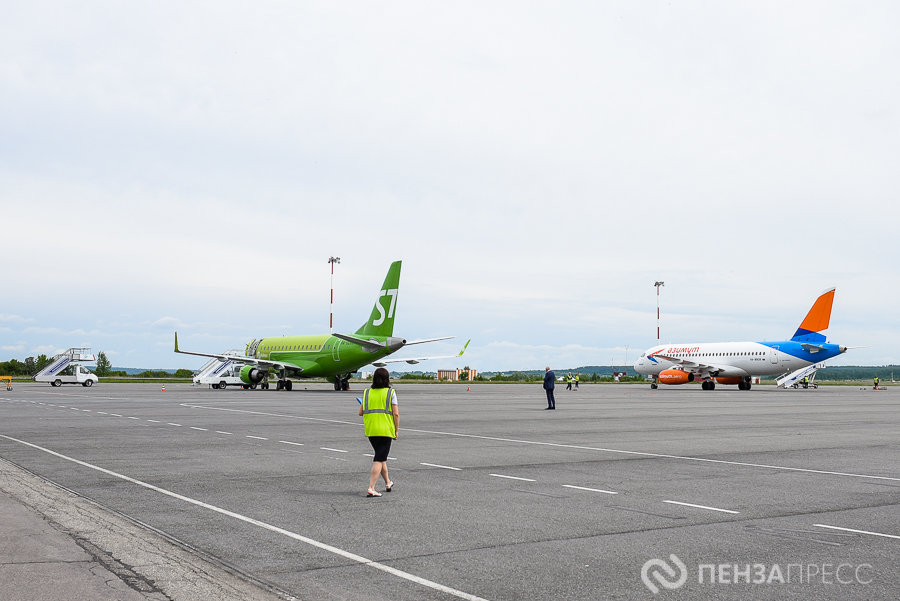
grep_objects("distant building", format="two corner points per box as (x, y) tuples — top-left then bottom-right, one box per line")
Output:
(437, 368), (477, 381)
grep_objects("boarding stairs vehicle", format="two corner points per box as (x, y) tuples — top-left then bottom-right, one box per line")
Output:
(33, 348), (99, 387)
(193, 350), (265, 389)
(777, 362), (826, 389)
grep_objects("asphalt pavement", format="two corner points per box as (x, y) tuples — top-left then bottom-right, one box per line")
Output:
(1, 381), (897, 600)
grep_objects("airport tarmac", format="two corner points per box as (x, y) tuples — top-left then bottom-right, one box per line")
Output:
(1, 382), (898, 600)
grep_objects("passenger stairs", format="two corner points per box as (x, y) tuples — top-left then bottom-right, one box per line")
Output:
(777, 362), (826, 389)
(33, 348), (96, 382)
(192, 350), (244, 384)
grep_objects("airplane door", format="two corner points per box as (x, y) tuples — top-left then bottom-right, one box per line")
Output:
(769, 347), (779, 364)
(332, 340), (342, 362)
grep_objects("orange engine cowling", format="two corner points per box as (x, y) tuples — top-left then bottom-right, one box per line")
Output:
(715, 377), (743, 385)
(659, 369), (694, 385)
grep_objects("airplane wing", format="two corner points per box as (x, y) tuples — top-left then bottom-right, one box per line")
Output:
(801, 343), (827, 353)
(332, 333), (385, 350)
(372, 340), (470, 367)
(403, 336), (455, 346)
(651, 353), (739, 377)
(174, 333), (304, 373)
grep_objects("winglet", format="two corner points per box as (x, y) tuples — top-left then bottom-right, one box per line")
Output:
(174, 332), (180, 353)
(458, 340), (470, 357)
(792, 288), (835, 342)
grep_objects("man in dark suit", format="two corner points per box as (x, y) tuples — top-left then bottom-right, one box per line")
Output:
(543, 366), (556, 410)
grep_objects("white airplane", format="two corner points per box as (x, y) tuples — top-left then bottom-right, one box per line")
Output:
(634, 288), (848, 390)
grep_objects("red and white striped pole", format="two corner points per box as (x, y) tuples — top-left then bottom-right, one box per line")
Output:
(329, 257), (340, 333)
(654, 281), (664, 343)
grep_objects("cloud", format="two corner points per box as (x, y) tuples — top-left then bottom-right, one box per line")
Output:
(152, 316), (186, 329)
(30, 345), (63, 356)
(1, 344), (26, 352)
(0, 314), (35, 323)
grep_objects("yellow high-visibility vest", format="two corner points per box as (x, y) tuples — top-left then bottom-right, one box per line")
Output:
(363, 388), (396, 438)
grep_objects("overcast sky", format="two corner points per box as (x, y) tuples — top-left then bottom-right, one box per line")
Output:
(2, 2), (898, 371)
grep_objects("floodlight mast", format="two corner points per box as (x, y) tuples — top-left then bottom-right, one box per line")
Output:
(654, 281), (665, 343)
(328, 257), (340, 333)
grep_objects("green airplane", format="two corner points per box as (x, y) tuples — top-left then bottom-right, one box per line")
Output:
(174, 260), (469, 391)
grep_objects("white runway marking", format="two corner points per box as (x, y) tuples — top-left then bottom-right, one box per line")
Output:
(185, 403), (900, 483)
(362, 454), (397, 460)
(147, 420), (160, 423)
(167, 423), (182, 427)
(127, 417), (139, 420)
(96, 411), (106, 414)
(216, 431), (233, 435)
(82, 409), (91, 412)
(421, 463), (462, 471)
(563, 485), (618, 495)
(663, 500), (739, 514)
(321, 447), (348, 453)
(278, 440), (303, 446)
(0, 435), (491, 601)
(190, 427), (207, 431)
(490, 474), (536, 482)
(814, 524), (900, 540)
(110, 413), (122, 417)
(246, 435), (268, 440)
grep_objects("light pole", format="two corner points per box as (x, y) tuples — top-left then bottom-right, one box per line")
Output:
(328, 257), (340, 333)
(654, 281), (664, 343)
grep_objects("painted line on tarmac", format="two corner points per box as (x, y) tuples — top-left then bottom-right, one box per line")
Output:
(490, 474), (536, 482)
(147, 419), (160, 423)
(562, 485), (618, 495)
(183, 403), (900, 483)
(216, 431), (233, 435)
(246, 435), (268, 440)
(420, 463), (461, 470)
(363, 454), (396, 460)
(321, 447), (348, 453)
(167, 423), (182, 427)
(0, 435), (491, 601)
(278, 440), (303, 446)
(190, 427), (207, 431)
(663, 500), (739, 514)
(814, 524), (900, 540)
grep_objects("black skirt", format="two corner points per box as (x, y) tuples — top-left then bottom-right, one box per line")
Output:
(368, 436), (393, 462)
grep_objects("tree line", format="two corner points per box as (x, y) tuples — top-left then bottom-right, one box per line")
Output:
(0, 351), (194, 379)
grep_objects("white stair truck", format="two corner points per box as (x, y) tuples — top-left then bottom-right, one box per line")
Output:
(777, 362), (826, 389)
(33, 348), (100, 387)
(194, 351), (261, 389)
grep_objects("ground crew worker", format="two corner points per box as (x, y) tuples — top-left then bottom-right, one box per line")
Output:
(574, 372), (580, 390)
(802, 376), (809, 389)
(874, 376), (880, 389)
(358, 367), (399, 497)
(565, 373), (573, 391)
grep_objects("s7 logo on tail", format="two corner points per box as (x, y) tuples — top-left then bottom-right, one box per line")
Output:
(372, 289), (398, 326)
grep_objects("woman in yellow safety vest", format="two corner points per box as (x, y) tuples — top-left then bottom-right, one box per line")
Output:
(359, 367), (400, 497)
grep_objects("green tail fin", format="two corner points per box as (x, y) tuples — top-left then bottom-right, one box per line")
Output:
(355, 261), (402, 337)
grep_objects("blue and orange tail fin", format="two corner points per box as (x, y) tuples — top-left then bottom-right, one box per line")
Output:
(791, 288), (835, 343)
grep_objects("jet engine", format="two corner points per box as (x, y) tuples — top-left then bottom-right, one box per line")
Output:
(240, 365), (266, 384)
(658, 369), (694, 384)
(714, 377), (743, 385)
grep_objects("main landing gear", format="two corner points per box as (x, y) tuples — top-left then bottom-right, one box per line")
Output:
(701, 380), (717, 391)
(333, 376), (351, 391)
(276, 380), (293, 391)
(738, 379), (752, 391)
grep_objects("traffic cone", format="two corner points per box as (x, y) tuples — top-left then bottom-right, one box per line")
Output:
(467, 385), (470, 392)
(161, 385), (165, 392)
